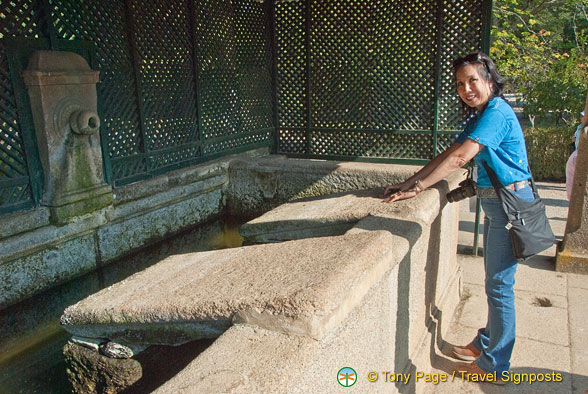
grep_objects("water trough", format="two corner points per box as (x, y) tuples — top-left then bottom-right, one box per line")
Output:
(59, 156), (465, 393)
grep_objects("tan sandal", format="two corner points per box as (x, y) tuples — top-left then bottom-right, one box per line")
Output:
(452, 342), (481, 361)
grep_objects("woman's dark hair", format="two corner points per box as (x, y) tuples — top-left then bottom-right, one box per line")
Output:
(452, 51), (506, 117)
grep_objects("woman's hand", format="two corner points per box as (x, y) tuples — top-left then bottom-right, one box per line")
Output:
(382, 187), (419, 203)
(381, 183), (407, 198)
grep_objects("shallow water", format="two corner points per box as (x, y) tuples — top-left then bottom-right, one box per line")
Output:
(0, 217), (245, 394)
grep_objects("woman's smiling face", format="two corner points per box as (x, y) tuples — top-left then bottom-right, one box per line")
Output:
(455, 64), (493, 111)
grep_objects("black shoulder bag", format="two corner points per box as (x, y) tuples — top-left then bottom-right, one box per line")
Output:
(482, 162), (555, 262)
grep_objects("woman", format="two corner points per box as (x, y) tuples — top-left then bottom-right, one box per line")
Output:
(566, 149), (577, 200)
(382, 52), (534, 382)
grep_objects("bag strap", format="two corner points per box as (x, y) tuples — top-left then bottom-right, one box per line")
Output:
(527, 167), (538, 194)
(481, 161), (504, 195)
(481, 161), (516, 221)
(481, 161), (537, 195)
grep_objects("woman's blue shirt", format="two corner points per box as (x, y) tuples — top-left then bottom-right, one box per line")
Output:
(455, 96), (531, 188)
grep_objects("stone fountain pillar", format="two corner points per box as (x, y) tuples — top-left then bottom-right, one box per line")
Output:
(22, 50), (112, 224)
(556, 126), (588, 273)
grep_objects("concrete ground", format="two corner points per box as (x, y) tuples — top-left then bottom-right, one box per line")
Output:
(426, 182), (588, 394)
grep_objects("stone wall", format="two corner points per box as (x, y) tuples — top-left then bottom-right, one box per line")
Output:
(0, 149), (267, 310)
(226, 156), (421, 218)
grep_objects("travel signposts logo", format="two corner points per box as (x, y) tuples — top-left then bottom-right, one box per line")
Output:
(338, 367), (357, 387)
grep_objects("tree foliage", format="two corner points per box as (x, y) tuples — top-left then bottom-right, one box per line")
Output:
(491, 0), (588, 125)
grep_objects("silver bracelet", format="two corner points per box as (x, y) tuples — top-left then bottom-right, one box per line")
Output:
(414, 180), (425, 193)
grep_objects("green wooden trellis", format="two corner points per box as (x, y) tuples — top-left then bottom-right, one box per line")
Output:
(273, 0), (493, 162)
(0, 0), (492, 215)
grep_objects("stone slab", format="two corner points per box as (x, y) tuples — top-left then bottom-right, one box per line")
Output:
(152, 325), (317, 394)
(156, 260), (401, 394)
(0, 211), (107, 263)
(1, 233), (97, 309)
(0, 207), (50, 240)
(227, 156), (426, 217)
(108, 174), (226, 221)
(111, 159), (228, 205)
(568, 287), (588, 378)
(457, 284), (487, 330)
(460, 283), (569, 347)
(568, 272), (588, 290)
(515, 290), (569, 347)
(61, 230), (409, 345)
(240, 170), (464, 244)
(515, 288), (567, 310)
(97, 189), (223, 263)
(240, 189), (378, 243)
(509, 336), (571, 376)
(458, 253), (568, 297)
(515, 262), (568, 297)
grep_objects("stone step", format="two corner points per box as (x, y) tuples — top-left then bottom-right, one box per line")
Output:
(240, 183), (459, 244)
(60, 230), (409, 346)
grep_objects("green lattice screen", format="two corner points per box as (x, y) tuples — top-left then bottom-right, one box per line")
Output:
(1, 0), (273, 213)
(0, 0), (490, 214)
(49, 0), (273, 185)
(275, 0), (492, 161)
(0, 0), (44, 213)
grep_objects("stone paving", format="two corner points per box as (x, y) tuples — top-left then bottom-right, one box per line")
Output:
(426, 182), (588, 394)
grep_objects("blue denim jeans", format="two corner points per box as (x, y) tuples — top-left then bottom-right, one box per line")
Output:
(473, 185), (534, 373)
